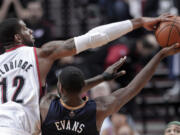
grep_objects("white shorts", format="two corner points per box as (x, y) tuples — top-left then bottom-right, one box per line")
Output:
(0, 127), (31, 135)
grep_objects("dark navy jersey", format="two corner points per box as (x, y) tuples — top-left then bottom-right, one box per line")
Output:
(42, 97), (99, 135)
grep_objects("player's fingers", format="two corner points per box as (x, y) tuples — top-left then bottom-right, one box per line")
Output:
(112, 56), (126, 70)
(173, 43), (180, 49)
(115, 56), (127, 69)
(174, 43), (180, 52)
(116, 70), (126, 78)
(167, 43), (180, 54)
(159, 14), (174, 22)
(166, 43), (179, 51)
(160, 13), (173, 18)
(160, 17), (174, 22)
(161, 13), (170, 16)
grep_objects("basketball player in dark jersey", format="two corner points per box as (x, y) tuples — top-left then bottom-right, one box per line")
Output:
(42, 44), (180, 135)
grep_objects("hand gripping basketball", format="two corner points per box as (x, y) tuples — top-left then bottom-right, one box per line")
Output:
(155, 16), (180, 47)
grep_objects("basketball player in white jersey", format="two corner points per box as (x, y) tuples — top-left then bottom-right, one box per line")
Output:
(0, 14), (172, 135)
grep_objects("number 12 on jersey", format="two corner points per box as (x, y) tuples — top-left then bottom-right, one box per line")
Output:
(0, 76), (25, 103)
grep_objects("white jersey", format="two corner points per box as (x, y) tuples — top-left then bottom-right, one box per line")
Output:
(0, 45), (42, 135)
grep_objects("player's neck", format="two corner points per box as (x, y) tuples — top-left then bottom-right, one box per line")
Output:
(61, 95), (84, 107)
(5, 43), (23, 49)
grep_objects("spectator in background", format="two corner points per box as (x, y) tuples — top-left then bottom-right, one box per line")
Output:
(98, 0), (144, 38)
(90, 82), (111, 98)
(164, 53), (180, 100)
(47, 56), (76, 87)
(128, 33), (159, 72)
(12, 0), (53, 47)
(100, 111), (138, 135)
(99, 0), (132, 22)
(164, 121), (180, 135)
(144, 0), (180, 100)
(90, 82), (113, 135)
(126, 0), (143, 18)
(105, 33), (159, 86)
(0, 0), (12, 22)
(111, 113), (128, 135)
(143, 0), (179, 17)
(117, 124), (135, 135)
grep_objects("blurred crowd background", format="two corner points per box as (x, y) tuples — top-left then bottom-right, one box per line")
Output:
(1, 0), (180, 135)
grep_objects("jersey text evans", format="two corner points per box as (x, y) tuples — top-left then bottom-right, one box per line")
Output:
(55, 120), (85, 133)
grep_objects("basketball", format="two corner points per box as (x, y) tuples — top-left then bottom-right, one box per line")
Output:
(155, 16), (180, 47)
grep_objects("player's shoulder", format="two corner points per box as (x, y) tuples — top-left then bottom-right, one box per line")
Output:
(83, 97), (97, 111)
(17, 45), (34, 51)
(41, 93), (59, 107)
(86, 98), (96, 105)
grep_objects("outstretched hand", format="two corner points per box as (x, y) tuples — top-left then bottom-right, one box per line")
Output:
(142, 13), (174, 31)
(161, 43), (180, 57)
(103, 56), (126, 81)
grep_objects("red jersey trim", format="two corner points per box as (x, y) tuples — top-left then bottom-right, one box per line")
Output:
(6, 45), (25, 52)
(33, 47), (43, 98)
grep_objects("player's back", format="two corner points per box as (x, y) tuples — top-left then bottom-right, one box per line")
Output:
(42, 97), (99, 135)
(0, 45), (41, 135)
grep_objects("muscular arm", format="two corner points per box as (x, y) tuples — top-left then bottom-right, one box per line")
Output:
(38, 15), (166, 60)
(39, 38), (76, 60)
(82, 57), (126, 94)
(38, 15), (167, 60)
(39, 19), (135, 59)
(37, 17), (165, 84)
(95, 44), (180, 130)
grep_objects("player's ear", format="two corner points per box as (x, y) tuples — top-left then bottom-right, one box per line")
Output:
(14, 34), (22, 43)
(57, 81), (63, 93)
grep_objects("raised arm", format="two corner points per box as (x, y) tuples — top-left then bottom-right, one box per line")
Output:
(95, 44), (180, 130)
(12, 0), (30, 19)
(37, 15), (172, 85)
(0, 0), (12, 22)
(39, 15), (171, 60)
(82, 58), (126, 93)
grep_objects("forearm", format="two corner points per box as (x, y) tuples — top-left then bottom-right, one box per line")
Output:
(13, 0), (28, 19)
(82, 74), (104, 94)
(41, 19), (144, 59)
(96, 44), (179, 119)
(112, 50), (164, 110)
(0, 1), (11, 22)
(81, 68), (121, 93)
(74, 18), (145, 53)
(126, 51), (164, 94)
(131, 18), (144, 30)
